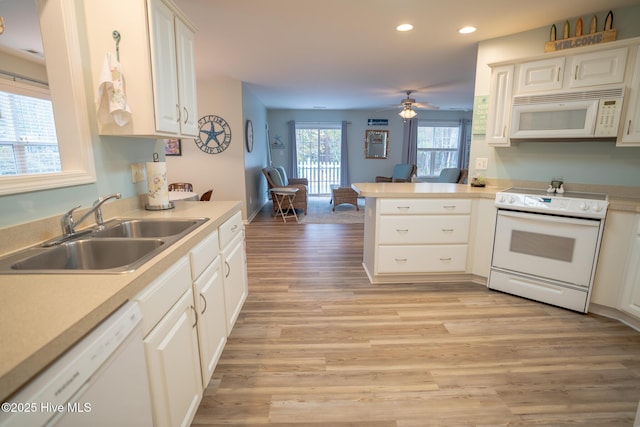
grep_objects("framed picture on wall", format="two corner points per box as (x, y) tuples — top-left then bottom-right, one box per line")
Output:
(164, 138), (182, 156)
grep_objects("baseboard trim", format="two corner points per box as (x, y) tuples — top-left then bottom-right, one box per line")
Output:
(589, 303), (640, 332)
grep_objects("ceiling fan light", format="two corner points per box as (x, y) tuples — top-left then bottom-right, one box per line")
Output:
(398, 107), (417, 119)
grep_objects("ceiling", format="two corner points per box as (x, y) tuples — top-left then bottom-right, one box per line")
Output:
(2, 0), (640, 112)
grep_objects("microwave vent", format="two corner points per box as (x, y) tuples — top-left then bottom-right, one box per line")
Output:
(513, 87), (624, 106)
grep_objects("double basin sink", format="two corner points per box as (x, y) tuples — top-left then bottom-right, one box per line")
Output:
(0, 218), (208, 274)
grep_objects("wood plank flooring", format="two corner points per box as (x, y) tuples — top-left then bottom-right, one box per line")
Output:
(192, 220), (640, 426)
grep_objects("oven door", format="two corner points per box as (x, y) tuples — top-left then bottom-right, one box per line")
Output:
(492, 209), (601, 288)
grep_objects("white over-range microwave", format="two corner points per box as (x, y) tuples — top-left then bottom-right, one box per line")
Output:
(510, 86), (624, 140)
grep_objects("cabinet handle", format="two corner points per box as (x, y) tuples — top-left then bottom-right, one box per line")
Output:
(574, 65), (579, 80)
(190, 305), (198, 328)
(395, 229), (409, 233)
(443, 205), (456, 209)
(183, 107), (189, 124)
(176, 104), (181, 123)
(396, 206), (410, 210)
(502, 126), (506, 138)
(394, 258), (408, 263)
(225, 260), (231, 278)
(231, 224), (239, 232)
(200, 293), (208, 315)
(556, 67), (560, 82)
(440, 257), (452, 261)
(441, 228), (454, 232)
(628, 120), (632, 135)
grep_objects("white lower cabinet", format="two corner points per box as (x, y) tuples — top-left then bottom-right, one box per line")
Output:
(193, 259), (227, 386)
(369, 198), (471, 279)
(620, 217), (640, 319)
(221, 232), (248, 332)
(134, 208), (248, 425)
(137, 256), (202, 427)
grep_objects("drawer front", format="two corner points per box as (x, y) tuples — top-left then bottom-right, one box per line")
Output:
(190, 230), (220, 280)
(379, 199), (471, 215)
(378, 215), (470, 244)
(377, 245), (467, 273)
(135, 256), (192, 336)
(219, 211), (243, 249)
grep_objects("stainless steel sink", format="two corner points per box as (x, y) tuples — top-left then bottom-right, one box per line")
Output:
(11, 239), (165, 272)
(94, 218), (204, 238)
(0, 217), (209, 274)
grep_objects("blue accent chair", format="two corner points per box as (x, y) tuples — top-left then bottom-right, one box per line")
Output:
(375, 164), (416, 182)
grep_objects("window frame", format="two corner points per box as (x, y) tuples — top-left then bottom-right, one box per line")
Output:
(0, 0), (95, 196)
(416, 120), (461, 178)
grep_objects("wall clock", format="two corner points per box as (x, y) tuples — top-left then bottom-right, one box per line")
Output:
(195, 114), (232, 154)
(245, 119), (254, 152)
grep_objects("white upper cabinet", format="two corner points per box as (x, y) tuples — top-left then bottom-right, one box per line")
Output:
(620, 46), (640, 146)
(82, 0), (198, 138)
(567, 47), (628, 89)
(516, 57), (565, 93)
(486, 65), (514, 147)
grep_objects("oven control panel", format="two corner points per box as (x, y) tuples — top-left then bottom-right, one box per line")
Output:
(495, 192), (608, 219)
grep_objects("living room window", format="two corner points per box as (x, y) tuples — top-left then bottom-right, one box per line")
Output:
(295, 122), (342, 195)
(0, 80), (61, 176)
(416, 120), (461, 178)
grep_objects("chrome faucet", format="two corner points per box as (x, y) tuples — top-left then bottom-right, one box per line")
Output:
(61, 193), (122, 236)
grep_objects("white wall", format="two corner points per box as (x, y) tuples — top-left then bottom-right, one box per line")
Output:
(166, 75), (247, 217)
(470, 5), (640, 189)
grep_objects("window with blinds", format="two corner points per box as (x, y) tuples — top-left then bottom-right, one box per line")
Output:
(0, 83), (61, 176)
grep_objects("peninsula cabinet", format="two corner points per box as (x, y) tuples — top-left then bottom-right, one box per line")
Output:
(364, 198), (471, 282)
(82, 0), (198, 137)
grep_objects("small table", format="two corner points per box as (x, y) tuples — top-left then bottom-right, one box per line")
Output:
(271, 187), (299, 223)
(330, 185), (359, 211)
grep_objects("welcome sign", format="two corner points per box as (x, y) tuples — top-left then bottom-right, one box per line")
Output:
(545, 29), (617, 52)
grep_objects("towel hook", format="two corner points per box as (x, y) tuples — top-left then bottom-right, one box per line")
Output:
(112, 30), (121, 61)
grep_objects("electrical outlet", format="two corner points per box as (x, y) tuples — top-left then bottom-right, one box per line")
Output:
(131, 163), (146, 183)
(475, 157), (488, 170)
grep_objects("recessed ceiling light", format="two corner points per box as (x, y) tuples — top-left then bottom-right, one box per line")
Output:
(396, 23), (414, 32)
(458, 26), (477, 34)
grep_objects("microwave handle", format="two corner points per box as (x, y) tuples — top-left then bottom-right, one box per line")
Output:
(628, 120), (633, 135)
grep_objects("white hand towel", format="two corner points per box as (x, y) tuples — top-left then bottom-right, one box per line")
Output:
(96, 52), (132, 127)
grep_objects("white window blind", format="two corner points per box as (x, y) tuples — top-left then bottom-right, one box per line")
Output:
(0, 81), (60, 176)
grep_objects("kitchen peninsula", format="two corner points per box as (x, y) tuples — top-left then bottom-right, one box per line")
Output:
(352, 182), (499, 285)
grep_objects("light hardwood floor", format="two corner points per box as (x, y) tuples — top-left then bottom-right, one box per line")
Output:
(192, 220), (640, 426)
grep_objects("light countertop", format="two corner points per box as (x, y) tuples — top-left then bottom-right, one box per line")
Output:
(351, 182), (640, 213)
(0, 200), (241, 401)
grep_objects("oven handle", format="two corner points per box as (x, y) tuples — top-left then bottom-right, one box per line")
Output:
(497, 209), (601, 227)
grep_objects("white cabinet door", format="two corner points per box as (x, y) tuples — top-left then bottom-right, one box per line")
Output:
(175, 17), (199, 136)
(516, 57), (564, 93)
(567, 47), (628, 88)
(144, 288), (202, 427)
(148, 0), (181, 135)
(620, 217), (640, 319)
(221, 233), (248, 332)
(486, 65), (514, 146)
(194, 257), (227, 386)
(620, 46), (640, 146)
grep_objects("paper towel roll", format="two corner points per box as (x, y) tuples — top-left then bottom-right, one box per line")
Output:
(146, 162), (170, 208)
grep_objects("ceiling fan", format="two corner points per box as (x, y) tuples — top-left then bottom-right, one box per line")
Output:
(397, 90), (439, 120)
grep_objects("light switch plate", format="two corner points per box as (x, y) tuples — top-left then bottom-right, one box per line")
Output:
(475, 157), (488, 170)
(131, 163), (146, 183)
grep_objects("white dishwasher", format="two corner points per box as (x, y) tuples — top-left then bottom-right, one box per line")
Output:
(0, 301), (153, 427)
